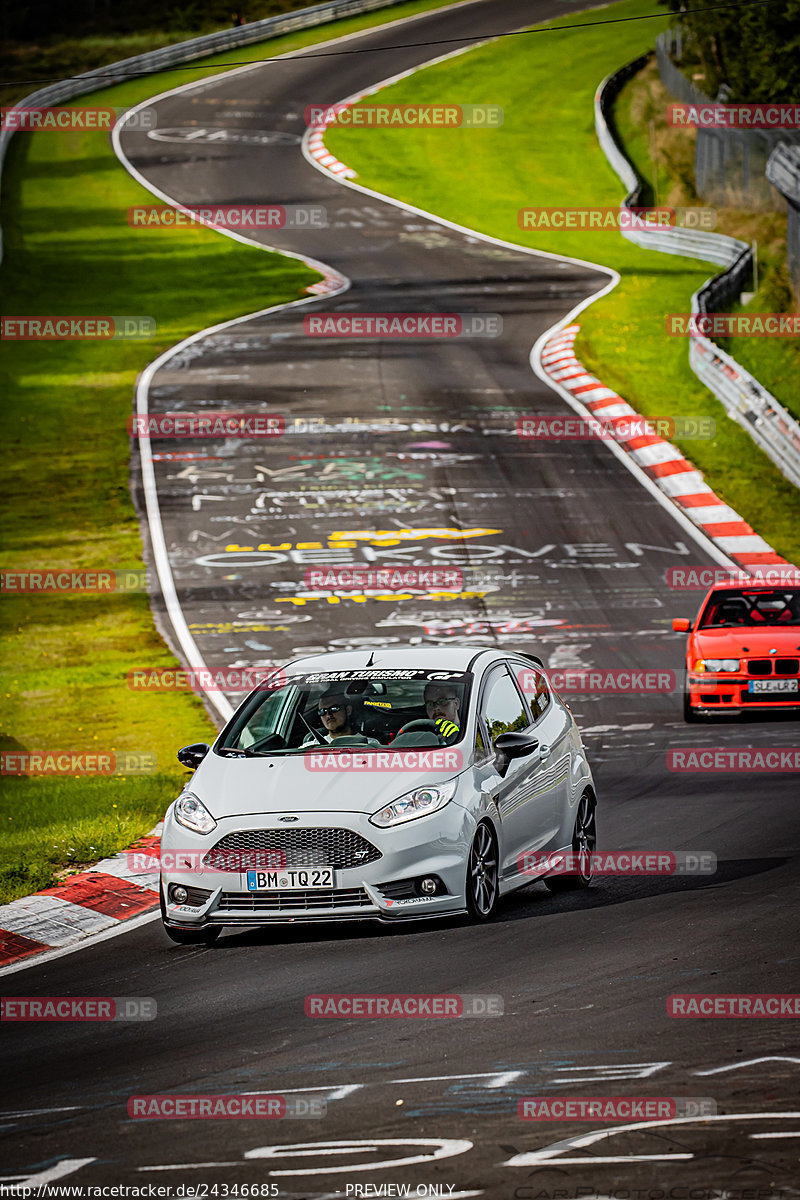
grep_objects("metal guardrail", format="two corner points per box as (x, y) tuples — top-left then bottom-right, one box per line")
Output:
(767, 142), (800, 299)
(655, 33), (798, 212)
(595, 56), (800, 490)
(0, 0), (404, 214)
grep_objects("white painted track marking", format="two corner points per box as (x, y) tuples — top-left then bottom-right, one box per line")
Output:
(245, 1136), (473, 1175)
(503, 1111), (800, 1166)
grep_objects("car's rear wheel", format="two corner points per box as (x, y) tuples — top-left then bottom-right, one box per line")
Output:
(545, 791), (596, 892)
(466, 821), (499, 922)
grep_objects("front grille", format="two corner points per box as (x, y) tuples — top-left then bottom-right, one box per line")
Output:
(747, 660), (772, 675)
(776, 658), (799, 674)
(205, 828), (381, 870)
(219, 887), (371, 911)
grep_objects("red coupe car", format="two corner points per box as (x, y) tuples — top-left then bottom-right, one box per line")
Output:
(673, 581), (800, 721)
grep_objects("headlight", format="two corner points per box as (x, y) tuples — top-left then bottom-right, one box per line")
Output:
(370, 778), (458, 828)
(693, 659), (740, 673)
(174, 790), (216, 834)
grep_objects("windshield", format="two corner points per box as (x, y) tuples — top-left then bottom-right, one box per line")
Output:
(218, 668), (472, 756)
(699, 588), (800, 629)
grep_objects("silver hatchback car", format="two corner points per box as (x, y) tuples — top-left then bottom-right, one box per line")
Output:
(160, 647), (598, 943)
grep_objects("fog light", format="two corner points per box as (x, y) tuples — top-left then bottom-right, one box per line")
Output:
(420, 877), (438, 895)
(172, 885), (188, 904)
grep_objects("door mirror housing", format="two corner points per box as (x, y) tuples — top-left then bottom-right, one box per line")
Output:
(493, 730), (539, 776)
(672, 617), (692, 632)
(177, 742), (210, 770)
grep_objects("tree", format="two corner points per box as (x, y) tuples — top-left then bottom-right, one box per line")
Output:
(658, 0), (800, 102)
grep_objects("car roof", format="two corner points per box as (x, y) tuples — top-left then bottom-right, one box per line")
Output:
(704, 580), (799, 593)
(282, 645), (514, 674)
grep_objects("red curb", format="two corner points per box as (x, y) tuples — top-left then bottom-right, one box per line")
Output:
(649, 459), (696, 478)
(40, 871), (158, 919)
(0, 930), (52, 967)
(539, 324), (797, 581)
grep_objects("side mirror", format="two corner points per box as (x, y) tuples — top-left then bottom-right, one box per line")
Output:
(177, 742), (210, 770)
(672, 618), (692, 632)
(494, 730), (539, 776)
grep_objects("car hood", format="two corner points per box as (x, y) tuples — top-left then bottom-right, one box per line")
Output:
(188, 749), (464, 819)
(691, 627), (800, 657)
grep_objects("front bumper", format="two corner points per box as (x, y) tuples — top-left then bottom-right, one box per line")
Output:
(161, 805), (474, 927)
(687, 672), (800, 712)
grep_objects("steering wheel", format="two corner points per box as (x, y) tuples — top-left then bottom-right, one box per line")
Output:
(397, 719), (440, 734)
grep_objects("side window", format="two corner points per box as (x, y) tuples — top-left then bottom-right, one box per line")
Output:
(524, 664), (551, 722)
(474, 722), (488, 764)
(481, 667), (530, 748)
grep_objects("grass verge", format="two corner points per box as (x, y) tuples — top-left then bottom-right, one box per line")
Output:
(0, 0), (460, 906)
(324, 0), (800, 563)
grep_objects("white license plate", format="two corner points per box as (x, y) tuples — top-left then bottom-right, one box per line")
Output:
(748, 679), (799, 694)
(246, 867), (334, 891)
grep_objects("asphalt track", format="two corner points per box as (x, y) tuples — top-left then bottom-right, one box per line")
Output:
(2, 0), (799, 1193)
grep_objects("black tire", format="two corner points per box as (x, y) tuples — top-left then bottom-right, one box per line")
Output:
(465, 821), (500, 922)
(544, 791), (597, 892)
(683, 689), (700, 723)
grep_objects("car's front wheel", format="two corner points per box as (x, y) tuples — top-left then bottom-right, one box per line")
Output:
(545, 791), (597, 892)
(466, 821), (500, 922)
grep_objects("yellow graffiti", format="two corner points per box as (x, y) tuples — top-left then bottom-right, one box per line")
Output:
(329, 527), (501, 545)
(276, 590), (492, 606)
